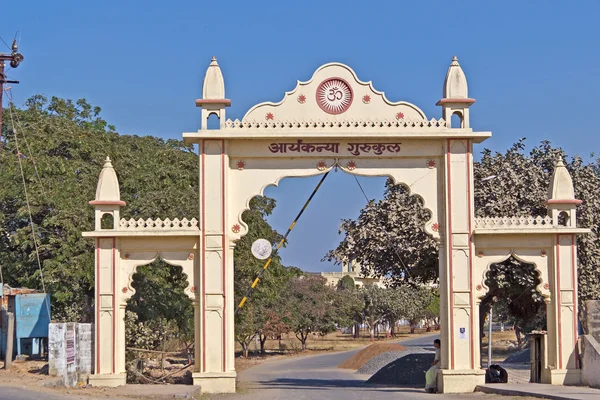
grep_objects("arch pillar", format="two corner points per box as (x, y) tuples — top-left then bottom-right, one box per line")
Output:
(437, 138), (486, 393)
(192, 138), (236, 393)
(547, 233), (581, 384)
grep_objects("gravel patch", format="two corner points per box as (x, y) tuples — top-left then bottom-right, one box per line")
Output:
(503, 348), (530, 364)
(364, 348), (435, 386)
(357, 347), (435, 386)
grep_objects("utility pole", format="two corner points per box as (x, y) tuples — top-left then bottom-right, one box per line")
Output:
(0, 38), (24, 143)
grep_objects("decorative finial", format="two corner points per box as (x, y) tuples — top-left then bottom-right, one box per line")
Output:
(210, 56), (218, 65)
(555, 155), (565, 167)
(103, 156), (113, 168)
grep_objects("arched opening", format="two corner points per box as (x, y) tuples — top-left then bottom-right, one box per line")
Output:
(233, 172), (438, 359)
(558, 211), (569, 226)
(207, 113), (220, 130)
(479, 256), (545, 376)
(125, 258), (193, 384)
(451, 111), (463, 128)
(101, 213), (114, 229)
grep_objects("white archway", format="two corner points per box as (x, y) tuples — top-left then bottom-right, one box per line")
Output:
(84, 58), (588, 393)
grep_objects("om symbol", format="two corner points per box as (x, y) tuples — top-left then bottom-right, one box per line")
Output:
(327, 87), (344, 102)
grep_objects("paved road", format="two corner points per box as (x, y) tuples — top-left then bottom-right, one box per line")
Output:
(210, 333), (474, 400)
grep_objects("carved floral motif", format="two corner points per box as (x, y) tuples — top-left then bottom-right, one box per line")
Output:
(232, 224), (241, 233)
(316, 161), (327, 171)
(265, 112), (274, 120)
(427, 159), (436, 168)
(297, 94), (306, 104)
(346, 161), (356, 171)
(362, 95), (371, 104)
(396, 112), (405, 120)
(236, 160), (246, 170)
(431, 223), (440, 232)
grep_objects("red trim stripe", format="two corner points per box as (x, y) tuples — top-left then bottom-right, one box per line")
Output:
(571, 234), (578, 368)
(556, 234), (563, 369)
(446, 139), (455, 369)
(466, 139), (475, 369)
(96, 239), (100, 374)
(201, 140), (206, 373)
(221, 139), (226, 372)
(112, 238), (116, 374)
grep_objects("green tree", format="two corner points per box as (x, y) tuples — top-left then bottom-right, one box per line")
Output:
(337, 275), (356, 291)
(1, 96), (198, 321)
(283, 275), (337, 350)
(327, 139), (600, 324)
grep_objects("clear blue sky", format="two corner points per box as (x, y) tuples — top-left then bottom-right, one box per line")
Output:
(4, 0), (600, 272)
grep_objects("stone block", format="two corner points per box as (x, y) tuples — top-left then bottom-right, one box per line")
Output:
(581, 300), (600, 343)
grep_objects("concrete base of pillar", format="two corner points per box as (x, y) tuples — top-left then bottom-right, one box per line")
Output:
(545, 369), (582, 385)
(88, 373), (126, 387)
(192, 371), (236, 393)
(438, 369), (486, 393)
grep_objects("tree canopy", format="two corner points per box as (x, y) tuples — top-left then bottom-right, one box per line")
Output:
(327, 139), (600, 334)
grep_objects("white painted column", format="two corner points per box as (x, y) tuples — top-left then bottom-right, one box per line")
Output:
(438, 139), (484, 393)
(89, 237), (126, 387)
(193, 139), (236, 393)
(546, 233), (581, 384)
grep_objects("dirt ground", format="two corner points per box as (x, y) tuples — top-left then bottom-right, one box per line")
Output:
(481, 329), (521, 362)
(0, 328), (520, 399)
(338, 343), (406, 369)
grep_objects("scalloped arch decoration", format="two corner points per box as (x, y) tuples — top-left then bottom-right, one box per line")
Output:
(242, 63), (427, 123)
(474, 250), (550, 303)
(120, 251), (196, 301)
(228, 157), (440, 242)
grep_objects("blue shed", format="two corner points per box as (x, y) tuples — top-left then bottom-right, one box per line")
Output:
(15, 293), (51, 357)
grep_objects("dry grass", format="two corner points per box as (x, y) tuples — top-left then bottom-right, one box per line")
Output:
(481, 329), (522, 362)
(338, 343), (406, 370)
(234, 327), (436, 371)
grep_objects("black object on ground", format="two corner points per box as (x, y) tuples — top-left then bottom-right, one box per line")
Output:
(366, 353), (435, 387)
(485, 364), (508, 383)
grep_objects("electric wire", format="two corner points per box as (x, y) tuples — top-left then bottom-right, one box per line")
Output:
(7, 100), (49, 307)
(352, 175), (413, 280)
(235, 171), (330, 315)
(6, 89), (49, 198)
(0, 35), (11, 51)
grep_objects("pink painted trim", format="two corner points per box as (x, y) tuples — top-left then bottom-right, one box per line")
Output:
(571, 234), (578, 368)
(221, 139), (226, 372)
(545, 199), (583, 205)
(436, 98), (476, 106)
(89, 200), (126, 206)
(466, 139), (475, 370)
(201, 140), (206, 373)
(195, 99), (232, 107)
(96, 239), (100, 374)
(446, 139), (455, 369)
(112, 238), (116, 374)
(556, 235), (563, 369)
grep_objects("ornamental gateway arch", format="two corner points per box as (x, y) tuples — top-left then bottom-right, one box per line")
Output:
(83, 57), (588, 393)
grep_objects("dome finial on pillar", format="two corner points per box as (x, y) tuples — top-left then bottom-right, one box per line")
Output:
(89, 156), (125, 230)
(436, 55), (476, 128)
(546, 156), (581, 227)
(196, 56), (231, 130)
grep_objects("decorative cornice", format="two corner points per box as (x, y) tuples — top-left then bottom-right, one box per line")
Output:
(119, 217), (199, 230)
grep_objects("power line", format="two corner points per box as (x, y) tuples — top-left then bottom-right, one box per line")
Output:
(351, 174), (413, 280)
(0, 36), (11, 51)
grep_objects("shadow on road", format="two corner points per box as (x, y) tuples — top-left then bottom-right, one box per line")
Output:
(255, 378), (426, 391)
